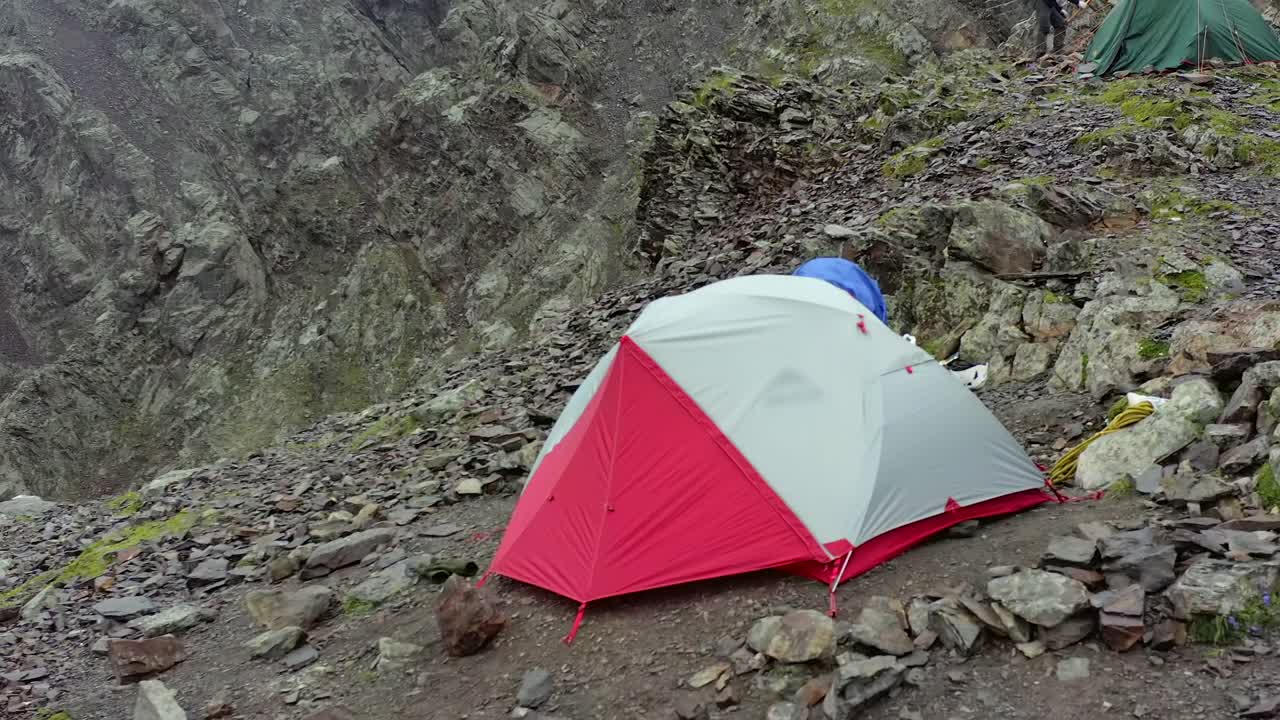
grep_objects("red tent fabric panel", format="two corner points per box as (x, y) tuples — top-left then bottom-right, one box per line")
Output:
(785, 488), (1051, 585)
(489, 337), (827, 602)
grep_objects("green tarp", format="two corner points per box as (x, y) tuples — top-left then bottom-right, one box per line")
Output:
(1083, 0), (1280, 76)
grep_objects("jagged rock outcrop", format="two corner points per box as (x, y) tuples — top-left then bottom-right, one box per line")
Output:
(0, 0), (1022, 500)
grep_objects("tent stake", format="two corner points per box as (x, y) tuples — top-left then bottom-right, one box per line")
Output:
(827, 550), (854, 616)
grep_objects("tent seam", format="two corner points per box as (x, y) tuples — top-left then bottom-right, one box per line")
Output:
(621, 336), (830, 563)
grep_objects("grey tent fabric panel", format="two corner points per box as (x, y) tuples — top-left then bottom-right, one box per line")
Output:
(853, 361), (1045, 544)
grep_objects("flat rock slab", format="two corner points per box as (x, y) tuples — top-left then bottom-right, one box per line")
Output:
(988, 570), (1089, 628)
(305, 528), (396, 572)
(1167, 558), (1280, 619)
(0, 496), (56, 517)
(95, 596), (158, 620)
(109, 636), (189, 679)
(128, 605), (207, 638)
(245, 626), (305, 660)
(134, 679), (188, 720)
(245, 586), (335, 630)
(1042, 535), (1097, 566)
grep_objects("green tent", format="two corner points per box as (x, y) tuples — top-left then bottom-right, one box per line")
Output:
(1083, 0), (1280, 76)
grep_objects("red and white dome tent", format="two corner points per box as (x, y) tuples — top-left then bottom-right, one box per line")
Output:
(479, 273), (1052, 641)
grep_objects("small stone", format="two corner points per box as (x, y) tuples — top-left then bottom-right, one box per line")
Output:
(987, 565), (1017, 578)
(847, 606), (914, 656)
(1100, 612), (1144, 652)
(128, 605), (206, 638)
(824, 224), (857, 238)
(455, 478), (484, 496)
(1101, 583), (1145, 616)
(305, 529), (396, 572)
(1040, 613), (1096, 650)
(1042, 536), (1098, 566)
(268, 556), (300, 583)
(793, 675), (830, 707)
(436, 576), (505, 657)
(187, 558), (229, 584)
(687, 662), (729, 689)
(134, 679), (188, 720)
(1149, 619), (1187, 650)
(377, 637), (424, 671)
(1182, 441), (1221, 472)
(928, 598), (984, 655)
(714, 684), (740, 708)
(1205, 423), (1252, 449)
(747, 610), (834, 663)
(245, 586), (335, 630)
(94, 596), (157, 620)
(1016, 640), (1045, 658)
(947, 520), (980, 538)
(912, 629), (938, 650)
(823, 655), (904, 719)
(514, 668), (554, 708)
(1055, 657), (1090, 682)
(947, 669), (967, 683)
(1220, 437), (1268, 474)
(990, 602), (1033, 643)
(347, 560), (419, 605)
(906, 598), (932, 636)
(283, 645), (319, 670)
(109, 636), (189, 679)
(765, 702), (806, 720)
(245, 627), (305, 660)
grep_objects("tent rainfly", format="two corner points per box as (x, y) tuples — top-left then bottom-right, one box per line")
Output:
(482, 274), (1051, 641)
(1083, 0), (1280, 76)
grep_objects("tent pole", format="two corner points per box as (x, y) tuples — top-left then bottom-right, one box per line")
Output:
(827, 550), (855, 616)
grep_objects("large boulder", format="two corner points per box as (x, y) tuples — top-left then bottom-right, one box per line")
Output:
(1169, 301), (1280, 375)
(1074, 378), (1223, 490)
(1051, 276), (1182, 395)
(946, 201), (1051, 275)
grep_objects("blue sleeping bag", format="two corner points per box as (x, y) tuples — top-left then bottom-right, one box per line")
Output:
(792, 258), (889, 325)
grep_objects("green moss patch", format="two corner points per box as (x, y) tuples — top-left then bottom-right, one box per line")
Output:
(1259, 462), (1280, 510)
(348, 414), (422, 451)
(1159, 269), (1208, 303)
(881, 136), (944, 178)
(343, 597), (377, 616)
(106, 491), (143, 517)
(0, 511), (199, 608)
(1137, 337), (1170, 360)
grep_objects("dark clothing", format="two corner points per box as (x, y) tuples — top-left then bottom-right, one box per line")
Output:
(1035, 0), (1082, 56)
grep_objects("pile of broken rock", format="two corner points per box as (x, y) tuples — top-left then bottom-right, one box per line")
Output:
(683, 512), (1278, 720)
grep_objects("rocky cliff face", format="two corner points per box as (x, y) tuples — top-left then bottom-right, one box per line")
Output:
(0, 0), (1013, 500)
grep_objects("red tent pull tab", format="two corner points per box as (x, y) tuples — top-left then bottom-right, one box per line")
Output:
(905, 365), (914, 374)
(562, 602), (588, 645)
(944, 497), (961, 514)
(856, 314), (868, 335)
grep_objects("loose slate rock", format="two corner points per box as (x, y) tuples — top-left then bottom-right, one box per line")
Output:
(517, 668), (554, 708)
(283, 644), (319, 670)
(128, 605), (207, 638)
(1220, 437), (1268, 474)
(436, 576), (505, 657)
(244, 586), (335, 630)
(847, 606), (913, 656)
(245, 626), (305, 660)
(1042, 536), (1097, 566)
(346, 560), (419, 605)
(748, 610), (834, 663)
(377, 637), (424, 671)
(109, 636), (189, 679)
(928, 598), (984, 655)
(134, 679), (188, 720)
(187, 558), (229, 584)
(305, 528), (396, 572)
(95, 596), (158, 620)
(1040, 613), (1096, 650)
(1166, 558), (1280, 619)
(987, 570), (1089, 628)
(823, 655), (903, 720)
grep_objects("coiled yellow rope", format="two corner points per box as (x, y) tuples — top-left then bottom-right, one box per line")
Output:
(1048, 401), (1156, 487)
